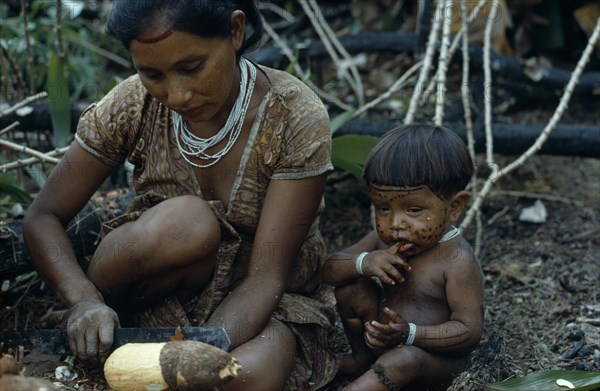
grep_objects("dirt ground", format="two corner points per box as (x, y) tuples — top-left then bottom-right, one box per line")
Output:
(1, 148), (598, 390)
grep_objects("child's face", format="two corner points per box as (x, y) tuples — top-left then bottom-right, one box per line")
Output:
(370, 184), (455, 257)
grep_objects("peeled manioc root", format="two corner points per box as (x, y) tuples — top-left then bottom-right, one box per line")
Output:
(104, 340), (242, 391)
(0, 353), (18, 377)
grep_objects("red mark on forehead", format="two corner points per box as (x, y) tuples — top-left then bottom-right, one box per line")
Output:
(370, 184), (425, 193)
(134, 29), (174, 44)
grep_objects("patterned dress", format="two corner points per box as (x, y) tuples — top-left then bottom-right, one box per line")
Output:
(76, 64), (341, 390)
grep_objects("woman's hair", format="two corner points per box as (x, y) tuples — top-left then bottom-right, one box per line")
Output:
(363, 124), (474, 199)
(106, 0), (263, 54)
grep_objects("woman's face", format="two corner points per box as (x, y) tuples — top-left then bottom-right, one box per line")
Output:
(129, 16), (244, 127)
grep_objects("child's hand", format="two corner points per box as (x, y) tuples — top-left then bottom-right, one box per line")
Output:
(361, 243), (412, 285)
(364, 307), (409, 350)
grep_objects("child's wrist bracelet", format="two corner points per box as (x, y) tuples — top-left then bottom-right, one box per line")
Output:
(405, 322), (416, 346)
(355, 252), (369, 275)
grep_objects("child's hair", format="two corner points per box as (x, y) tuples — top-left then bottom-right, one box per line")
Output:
(363, 124), (474, 199)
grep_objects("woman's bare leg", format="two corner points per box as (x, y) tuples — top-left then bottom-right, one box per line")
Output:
(87, 195), (220, 307)
(220, 318), (297, 391)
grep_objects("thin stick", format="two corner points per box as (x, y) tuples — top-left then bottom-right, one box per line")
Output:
(420, 0), (488, 106)
(490, 190), (585, 207)
(482, 0), (498, 169)
(20, 0), (35, 93)
(0, 122), (20, 137)
(434, 0), (454, 125)
(298, 0), (364, 106)
(0, 43), (26, 94)
(0, 147), (68, 172)
(307, 0), (365, 107)
(0, 139), (60, 164)
(352, 61), (422, 118)
(261, 17), (353, 112)
(498, 17), (600, 178)
(0, 92), (48, 118)
(404, 0), (443, 124)
(55, 0), (66, 61)
(459, 0), (482, 255)
(461, 17), (600, 229)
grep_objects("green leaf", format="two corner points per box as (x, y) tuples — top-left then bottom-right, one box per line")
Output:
(330, 110), (356, 134)
(331, 134), (379, 180)
(47, 51), (72, 147)
(0, 175), (32, 205)
(485, 370), (600, 391)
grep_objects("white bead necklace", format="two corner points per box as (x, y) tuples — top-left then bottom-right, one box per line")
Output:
(173, 58), (257, 168)
(438, 226), (460, 243)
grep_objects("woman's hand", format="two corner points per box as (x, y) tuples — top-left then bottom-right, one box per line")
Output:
(364, 307), (409, 350)
(361, 243), (412, 285)
(67, 301), (120, 364)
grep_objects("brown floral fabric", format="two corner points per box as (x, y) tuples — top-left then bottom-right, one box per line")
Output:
(76, 65), (341, 390)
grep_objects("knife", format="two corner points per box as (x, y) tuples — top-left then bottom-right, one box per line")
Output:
(2, 326), (230, 354)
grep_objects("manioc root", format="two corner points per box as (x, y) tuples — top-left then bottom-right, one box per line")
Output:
(104, 340), (242, 391)
(0, 354), (18, 377)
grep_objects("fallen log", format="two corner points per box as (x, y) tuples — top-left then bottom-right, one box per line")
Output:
(247, 32), (600, 94)
(336, 120), (600, 158)
(2, 101), (599, 158)
(0, 191), (134, 281)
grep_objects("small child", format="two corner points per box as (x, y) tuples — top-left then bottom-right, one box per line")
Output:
(323, 124), (484, 391)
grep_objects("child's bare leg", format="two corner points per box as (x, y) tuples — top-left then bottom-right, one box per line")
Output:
(334, 278), (381, 374)
(342, 346), (469, 391)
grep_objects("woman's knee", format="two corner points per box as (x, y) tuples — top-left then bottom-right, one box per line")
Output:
(133, 195), (221, 263)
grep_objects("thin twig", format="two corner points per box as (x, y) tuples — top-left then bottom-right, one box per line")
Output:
(489, 190), (585, 207)
(298, 0), (365, 107)
(499, 18), (600, 178)
(352, 61), (422, 118)
(434, 0), (454, 125)
(20, 0), (35, 93)
(261, 17), (354, 112)
(0, 139), (60, 164)
(55, 0), (66, 61)
(461, 17), (600, 229)
(0, 122), (20, 137)
(459, 0), (483, 255)
(308, 0), (365, 107)
(66, 35), (131, 68)
(0, 92), (48, 118)
(0, 43), (26, 94)
(0, 146), (68, 172)
(420, 0), (488, 106)
(404, 0), (443, 124)
(483, 0), (498, 169)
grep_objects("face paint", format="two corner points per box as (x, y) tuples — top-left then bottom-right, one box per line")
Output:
(370, 184), (452, 256)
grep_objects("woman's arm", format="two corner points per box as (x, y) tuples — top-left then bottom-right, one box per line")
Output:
(23, 142), (119, 362)
(206, 174), (327, 349)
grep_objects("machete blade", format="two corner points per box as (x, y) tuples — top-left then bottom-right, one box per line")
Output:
(3, 326), (230, 354)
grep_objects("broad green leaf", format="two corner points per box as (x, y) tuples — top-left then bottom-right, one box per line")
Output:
(331, 134), (379, 180)
(485, 370), (600, 391)
(330, 110), (356, 134)
(47, 51), (72, 147)
(0, 175), (32, 205)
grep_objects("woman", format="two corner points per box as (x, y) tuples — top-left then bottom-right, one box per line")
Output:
(23, 1), (339, 389)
